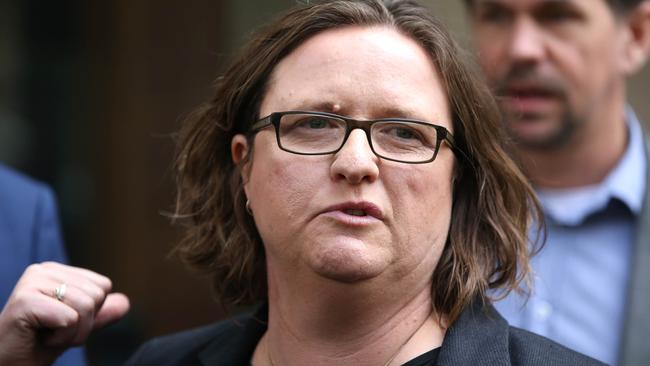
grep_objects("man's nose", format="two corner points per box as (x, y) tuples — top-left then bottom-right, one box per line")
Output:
(330, 129), (379, 185)
(508, 18), (546, 65)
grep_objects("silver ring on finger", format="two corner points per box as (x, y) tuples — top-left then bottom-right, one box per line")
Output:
(54, 283), (67, 302)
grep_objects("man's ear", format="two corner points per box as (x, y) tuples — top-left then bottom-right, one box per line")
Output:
(231, 134), (251, 184)
(619, 1), (650, 75)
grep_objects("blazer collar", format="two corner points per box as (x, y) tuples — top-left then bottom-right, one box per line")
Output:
(198, 305), (268, 366)
(437, 299), (511, 366)
(196, 300), (510, 366)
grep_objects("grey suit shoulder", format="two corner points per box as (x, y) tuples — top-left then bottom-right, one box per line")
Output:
(619, 133), (650, 366)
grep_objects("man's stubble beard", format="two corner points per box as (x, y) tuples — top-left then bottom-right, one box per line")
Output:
(502, 104), (582, 152)
(492, 64), (583, 152)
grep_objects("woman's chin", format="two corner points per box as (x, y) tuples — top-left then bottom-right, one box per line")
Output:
(307, 240), (390, 284)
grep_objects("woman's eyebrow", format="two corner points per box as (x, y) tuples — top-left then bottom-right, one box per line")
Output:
(287, 100), (341, 113)
(285, 102), (432, 121)
(375, 106), (432, 121)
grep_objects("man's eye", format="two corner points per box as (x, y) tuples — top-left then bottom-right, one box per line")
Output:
(477, 7), (513, 24)
(537, 6), (583, 24)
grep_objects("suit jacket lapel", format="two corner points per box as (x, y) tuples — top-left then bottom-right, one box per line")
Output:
(619, 136), (650, 366)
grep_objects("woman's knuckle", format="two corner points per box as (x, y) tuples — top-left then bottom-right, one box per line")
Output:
(78, 296), (96, 315)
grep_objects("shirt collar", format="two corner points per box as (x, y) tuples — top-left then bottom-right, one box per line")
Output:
(537, 107), (647, 226)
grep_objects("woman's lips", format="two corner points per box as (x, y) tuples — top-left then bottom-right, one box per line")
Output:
(320, 210), (383, 226)
(319, 201), (384, 226)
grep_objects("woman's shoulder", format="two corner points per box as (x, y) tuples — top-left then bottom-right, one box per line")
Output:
(506, 326), (606, 366)
(438, 301), (606, 366)
(124, 307), (267, 366)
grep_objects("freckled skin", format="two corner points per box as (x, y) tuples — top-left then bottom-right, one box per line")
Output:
(233, 26), (455, 289)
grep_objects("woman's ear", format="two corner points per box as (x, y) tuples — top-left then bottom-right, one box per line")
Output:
(618, 1), (650, 75)
(231, 134), (251, 183)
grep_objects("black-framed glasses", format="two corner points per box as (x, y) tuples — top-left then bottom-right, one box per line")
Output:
(249, 111), (457, 164)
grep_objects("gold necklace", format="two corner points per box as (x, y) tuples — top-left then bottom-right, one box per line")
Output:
(266, 311), (431, 366)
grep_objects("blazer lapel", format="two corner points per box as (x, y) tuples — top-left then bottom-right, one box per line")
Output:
(198, 306), (268, 366)
(437, 300), (511, 366)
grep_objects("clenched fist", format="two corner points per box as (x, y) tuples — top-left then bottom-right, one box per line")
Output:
(0, 262), (130, 366)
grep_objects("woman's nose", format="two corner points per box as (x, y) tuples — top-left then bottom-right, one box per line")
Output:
(330, 129), (379, 185)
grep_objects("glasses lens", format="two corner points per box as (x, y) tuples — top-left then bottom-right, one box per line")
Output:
(371, 121), (438, 162)
(278, 113), (346, 153)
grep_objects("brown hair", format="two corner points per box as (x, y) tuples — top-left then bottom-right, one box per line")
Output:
(173, 0), (542, 324)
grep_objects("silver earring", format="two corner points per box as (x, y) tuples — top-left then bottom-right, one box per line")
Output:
(245, 199), (253, 215)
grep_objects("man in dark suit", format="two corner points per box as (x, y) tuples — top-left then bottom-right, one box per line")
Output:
(0, 163), (86, 366)
(464, 0), (650, 365)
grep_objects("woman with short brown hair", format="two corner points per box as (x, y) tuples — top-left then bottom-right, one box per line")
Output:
(0, 1), (604, 365)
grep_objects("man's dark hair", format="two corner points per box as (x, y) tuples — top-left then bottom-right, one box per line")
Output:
(464, 0), (644, 14)
(611, 0), (646, 12)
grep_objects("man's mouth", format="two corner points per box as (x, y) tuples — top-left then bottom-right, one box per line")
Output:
(497, 84), (564, 115)
(502, 85), (558, 99)
(507, 91), (552, 99)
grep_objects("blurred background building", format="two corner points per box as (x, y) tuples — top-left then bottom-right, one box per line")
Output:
(0, 1), (648, 365)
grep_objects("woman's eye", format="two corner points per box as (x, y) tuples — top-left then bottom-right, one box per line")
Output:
(391, 126), (418, 140)
(375, 123), (431, 146)
(298, 118), (330, 129)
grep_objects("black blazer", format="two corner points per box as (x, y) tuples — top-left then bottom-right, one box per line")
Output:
(125, 301), (604, 366)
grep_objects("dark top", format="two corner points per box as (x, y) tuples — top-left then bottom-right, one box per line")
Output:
(402, 347), (439, 365)
(125, 299), (604, 366)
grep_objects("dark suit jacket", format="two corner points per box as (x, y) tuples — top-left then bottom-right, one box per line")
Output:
(620, 137), (650, 366)
(0, 164), (86, 366)
(125, 301), (604, 366)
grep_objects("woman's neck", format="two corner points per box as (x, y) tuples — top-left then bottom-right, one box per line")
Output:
(252, 269), (446, 366)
